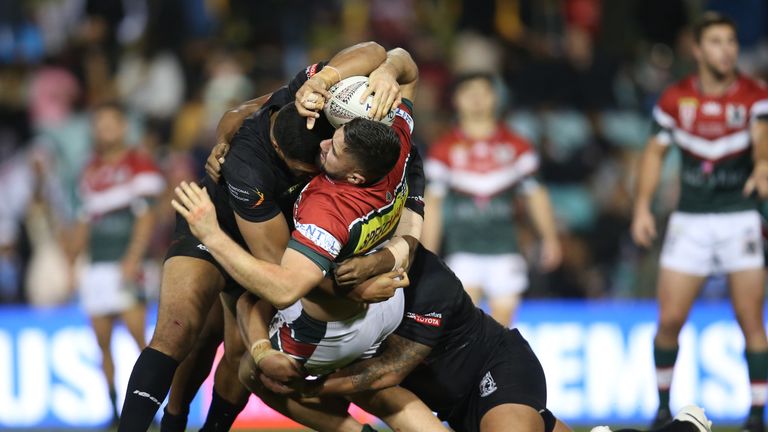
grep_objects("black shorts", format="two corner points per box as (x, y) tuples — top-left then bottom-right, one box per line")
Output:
(446, 329), (555, 432)
(165, 212), (247, 305)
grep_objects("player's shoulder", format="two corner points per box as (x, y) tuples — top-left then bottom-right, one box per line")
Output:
(659, 75), (696, 101)
(125, 148), (161, 173)
(736, 74), (768, 99)
(498, 124), (535, 152)
(428, 128), (461, 157)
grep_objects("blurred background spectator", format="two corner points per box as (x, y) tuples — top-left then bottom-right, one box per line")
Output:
(0, 0), (766, 307)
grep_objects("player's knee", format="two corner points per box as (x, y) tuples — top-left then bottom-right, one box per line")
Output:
(657, 314), (686, 336)
(149, 316), (202, 359)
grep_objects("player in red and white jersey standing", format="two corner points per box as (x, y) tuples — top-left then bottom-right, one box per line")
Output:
(631, 12), (768, 431)
(423, 72), (561, 327)
(69, 102), (165, 426)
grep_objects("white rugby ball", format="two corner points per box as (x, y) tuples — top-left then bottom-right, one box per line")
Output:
(323, 76), (396, 128)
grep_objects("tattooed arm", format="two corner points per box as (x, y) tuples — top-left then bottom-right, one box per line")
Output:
(317, 335), (432, 395)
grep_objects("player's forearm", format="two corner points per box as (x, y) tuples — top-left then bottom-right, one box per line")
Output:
(420, 191), (443, 253)
(525, 185), (558, 243)
(216, 93), (271, 145)
(204, 231), (299, 308)
(315, 41), (387, 87)
(634, 140), (666, 213)
(64, 221), (89, 264)
(236, 293), (273, 349)
(383, 48), (419, 86)
(123, 208), (155, 263)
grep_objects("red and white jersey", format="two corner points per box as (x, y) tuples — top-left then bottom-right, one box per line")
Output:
(288, 102), (416, 274)
(424, 124), (539, 198)
(652, 74), (768, 160)
(79, 148), (165, 220)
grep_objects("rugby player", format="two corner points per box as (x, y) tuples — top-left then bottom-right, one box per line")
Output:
(630, 12), (768, 431)
(117, 41), (415, 432)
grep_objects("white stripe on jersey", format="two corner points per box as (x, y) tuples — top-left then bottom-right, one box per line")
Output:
(752, 99), (768, 119)
(672, 128), (750, 160)
(438, 152), (539, 197)
(653, 106), (677, 129)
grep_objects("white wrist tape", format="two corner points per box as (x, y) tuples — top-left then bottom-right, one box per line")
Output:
(385, 237), (411, 270)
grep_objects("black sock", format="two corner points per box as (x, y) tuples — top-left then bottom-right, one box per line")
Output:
(117, 347), (179, 432)
(615, 420), (698, 432)
(160, 406), (189, 432)
(199, 390), (248, 432)
(109, 387), (119, 421)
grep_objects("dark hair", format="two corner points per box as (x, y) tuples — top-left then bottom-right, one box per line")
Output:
(693, 12), (737, 43)
(343, 118), (401, 184)
(451, 72), (495, 94)
(273, 103), (335, 164)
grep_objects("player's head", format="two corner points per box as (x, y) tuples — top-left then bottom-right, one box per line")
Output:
(452, 72), (498, 121)
(318, 117), (400, 185)
(692, 12), (738, 80)
(272, 103), (335, 178)
(91, 101), (128, 153)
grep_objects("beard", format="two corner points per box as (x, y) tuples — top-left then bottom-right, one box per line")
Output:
(704, 60), (733, 82)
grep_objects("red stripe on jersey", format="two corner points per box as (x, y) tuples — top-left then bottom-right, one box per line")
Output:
(279, 325), (319, 360)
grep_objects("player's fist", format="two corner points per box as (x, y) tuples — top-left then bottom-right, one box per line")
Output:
(205, 140), (230, 182)
(295, 73), (334, 129)
(631, 208), (657, 248)
(349, 269), (409, 303)
(361, 63), (401, 122)
(744, 160), (768, 199)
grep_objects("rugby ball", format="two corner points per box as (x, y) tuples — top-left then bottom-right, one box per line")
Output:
(323, 76), (396, 128)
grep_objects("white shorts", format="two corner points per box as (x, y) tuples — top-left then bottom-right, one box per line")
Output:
(661, 210), (764, 276)
(79, 262), (141, 316)
(445, 253), (528, 299)
(269, 289), (404, 376)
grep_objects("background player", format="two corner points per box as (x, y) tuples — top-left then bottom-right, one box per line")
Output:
(630, 12), (768, 431)
(422, 72), (561, 326)
(67, 102), (165, 426)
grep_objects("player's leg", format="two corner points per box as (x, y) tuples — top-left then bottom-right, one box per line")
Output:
(91, 313), (119, 423)
(198, 291), (250, 432)
(121, 303), (148, 349)
(349, 386), (448, 431)
(118, 256), (225, 432)
(161, 298), (225, 432)
(652, 268), (705, 425)
(729, 268), (768, 432)
(652, 212), (711, 427)
(487, 254), (528, 327)
(238, 355), (365, 432)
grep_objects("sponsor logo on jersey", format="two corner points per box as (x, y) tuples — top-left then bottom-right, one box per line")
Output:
(227, 183), (251, 202)
(701, 101), (722, 116)
(726, 103), (747, 128)
(479, 371), (498, 397)
(196, 244), (209, 253)
(249, 189), (265, 208)
(394, 107), (414, 133)
(406, 312), (442, 327)
(296, 222), (342, 257)
(679, 97), (698, 130)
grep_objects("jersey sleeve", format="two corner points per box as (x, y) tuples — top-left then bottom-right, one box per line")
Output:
(392, 99), (415, 137)
(750, 84), (768, 122)
(221, 132), (282, 223)
(424, 135), (452, 198)
(130, 152), (165, 199)
(404, 143), (425, 216)
(651, 87), (678, 146)
(288, 192), (350, 275)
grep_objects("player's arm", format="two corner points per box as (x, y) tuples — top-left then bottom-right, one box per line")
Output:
(172, 181), (324, 309)
(317, 335), (432, 395)
(521, 179), (561, 271)
(421, 188), (443, 253)
(120, 199), (157, 282)
(744, 117), (768, 198)
(631, 136), (670, 247)
(206, 93), (272, 181)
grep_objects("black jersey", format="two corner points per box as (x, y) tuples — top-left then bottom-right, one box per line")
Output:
(395, 245), (509, 418)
